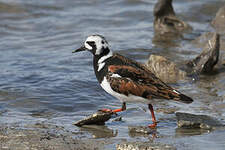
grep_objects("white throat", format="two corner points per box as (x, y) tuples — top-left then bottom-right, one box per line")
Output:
(97, 50), (113, 72)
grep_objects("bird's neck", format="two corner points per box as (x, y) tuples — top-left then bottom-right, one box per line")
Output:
(93, 48), (113, 83)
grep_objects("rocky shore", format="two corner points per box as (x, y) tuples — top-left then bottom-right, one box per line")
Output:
(1, 111), (224, 150)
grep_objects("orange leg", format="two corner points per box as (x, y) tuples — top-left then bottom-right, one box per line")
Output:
(148, 104), (157, 128)
(101, 102), (126, 113)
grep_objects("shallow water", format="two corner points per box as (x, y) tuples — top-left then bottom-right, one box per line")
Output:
(0, 0), (225, 149)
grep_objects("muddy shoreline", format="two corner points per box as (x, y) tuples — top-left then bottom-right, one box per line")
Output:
(1, 112), (225, 150)
(0, 122), (112, 150)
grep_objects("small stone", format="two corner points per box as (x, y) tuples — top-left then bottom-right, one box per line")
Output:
(176, 112), (225, 130)
(117, 141), (176, 150)
(73, 111), (113, 127)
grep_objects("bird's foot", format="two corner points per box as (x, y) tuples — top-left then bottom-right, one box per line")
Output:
(148, 122), (157, 129)
(100, 108), (113, 113)
(111, 108), (123, 113)
(100, 108), (123, 114)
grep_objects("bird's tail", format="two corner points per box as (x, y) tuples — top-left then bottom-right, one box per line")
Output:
(168, 89), (193, 104)
(177, 93), (193, 104)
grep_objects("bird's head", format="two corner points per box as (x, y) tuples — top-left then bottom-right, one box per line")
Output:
(73, 35), (110, 56)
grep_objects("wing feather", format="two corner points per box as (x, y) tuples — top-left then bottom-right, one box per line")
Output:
(107, 64), (192, 103)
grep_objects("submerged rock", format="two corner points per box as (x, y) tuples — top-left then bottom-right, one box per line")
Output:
(153, 0), (192, 36)
(176, 112), (224, 130)
(73, 111), (113, 127)
(128, 126), (156, 137)
(186, 33), (220, 74)
(117, 142), (176, 150)
(145, 55), (186, 83)
(211, 5), (225, 34)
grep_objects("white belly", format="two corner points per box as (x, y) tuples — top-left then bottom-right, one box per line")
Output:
(100, 77), (150, 104)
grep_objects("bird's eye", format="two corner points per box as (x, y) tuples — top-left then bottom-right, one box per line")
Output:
(101, 41), (105, 44)
(87, 41), (95, 47)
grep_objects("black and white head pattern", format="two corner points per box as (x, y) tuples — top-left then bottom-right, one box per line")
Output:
(84, 35), (110, 55)
(84, 35), (113, 72)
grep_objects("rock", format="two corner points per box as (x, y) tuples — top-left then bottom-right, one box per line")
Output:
(153, 0), (192, 36)
(176, 112), (225, 130)
(145, 55), (186, 83)
(117, 142), (176, 150)
(186, 33), (220, 74)
(73, 111), (113, 127)
(211, 5), (225, 34)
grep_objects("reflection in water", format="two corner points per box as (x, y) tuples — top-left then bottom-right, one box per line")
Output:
(128, 125), (157, 138)
(79, 125), (117, 138)
(152, 33), (182, 48)
(175, 128), (210, 137)
(29, 109), (55, 118)
(0, 2), (25, 13)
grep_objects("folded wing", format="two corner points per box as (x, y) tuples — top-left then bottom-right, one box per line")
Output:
(107, 64), (193, 104)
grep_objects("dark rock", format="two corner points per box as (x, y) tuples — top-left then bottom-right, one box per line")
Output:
(145, 55), (186, 83)
(153, 0), (192, 36)
(186, 33), (220, 74)
(117, 141), (176, 150)
(176, 112), (225, 130)
(211, 5), (225, 34)
(73, 111), (113, 127)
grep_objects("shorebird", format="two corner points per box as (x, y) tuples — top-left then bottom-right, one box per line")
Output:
(73, 35), (193, 128)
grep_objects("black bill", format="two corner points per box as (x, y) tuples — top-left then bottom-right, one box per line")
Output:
(72, 46), (87, 53)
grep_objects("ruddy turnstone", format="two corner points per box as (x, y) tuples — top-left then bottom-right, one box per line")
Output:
(73, 35), (193, 128)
